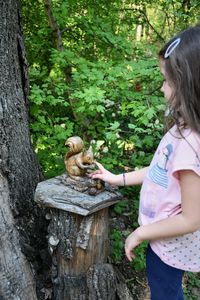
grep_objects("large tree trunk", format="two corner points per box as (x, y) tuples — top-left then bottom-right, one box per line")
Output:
(0, 1), (47, 299)
(0, 176), (38, 299)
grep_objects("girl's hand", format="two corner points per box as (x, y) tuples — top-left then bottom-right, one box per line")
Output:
(90, 161), (118, 186)
(125, 228), (143, 261)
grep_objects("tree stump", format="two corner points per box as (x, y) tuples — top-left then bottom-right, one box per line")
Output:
(34, 174), (122, 299)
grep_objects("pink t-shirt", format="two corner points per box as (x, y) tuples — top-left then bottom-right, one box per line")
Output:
(139, 125), (200, 272)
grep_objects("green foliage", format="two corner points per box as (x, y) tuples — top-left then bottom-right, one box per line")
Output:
(114, 200), (128, 215)
(21, 0), (200, 276)
(28, 40), (164, 177)
(21, 0), (200, 178)
(184, 272), (200, 300)
(131, 241), (148, 271)
(110, 229), (124, 262)
(29, 67), (74, 177)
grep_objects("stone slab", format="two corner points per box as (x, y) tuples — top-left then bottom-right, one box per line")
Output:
(34, 175), (122, 216)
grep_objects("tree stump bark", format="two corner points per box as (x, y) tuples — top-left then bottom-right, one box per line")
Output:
(0, 0), (45, 299)
(35, 174), (121, 299)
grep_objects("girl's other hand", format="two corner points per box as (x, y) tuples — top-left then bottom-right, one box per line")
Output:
(125, 228), (143, 261)
(90, 161), (118, 186)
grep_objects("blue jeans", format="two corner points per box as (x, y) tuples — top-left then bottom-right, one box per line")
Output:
(146, 245), (184, 300)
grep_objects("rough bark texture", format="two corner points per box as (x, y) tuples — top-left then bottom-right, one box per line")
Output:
(34, 176), (123, 299)
(48, 208), (117, 299)
(87, 264), (117, 300)
(0, 175), (37, 299)
(0, 1), (48, 299)
(49, 208), (109, 273)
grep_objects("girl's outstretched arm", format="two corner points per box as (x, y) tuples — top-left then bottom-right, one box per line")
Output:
(125, 169), (200, 261)
(91, 161), (149, 186)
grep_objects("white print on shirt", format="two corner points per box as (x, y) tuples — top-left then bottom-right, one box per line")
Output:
(140, 143), (173, 219)
(148, 143), (173, 189)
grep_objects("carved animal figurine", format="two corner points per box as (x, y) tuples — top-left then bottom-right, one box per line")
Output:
(64, 136), (95, 181)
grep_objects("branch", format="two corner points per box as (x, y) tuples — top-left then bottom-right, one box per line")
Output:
(43, 0), (78, 121)
(117, 6), (165, 42)
(137, 9), (165, 42)
(43, 0), (64, 51)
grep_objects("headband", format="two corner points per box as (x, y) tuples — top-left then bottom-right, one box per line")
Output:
(164, 38), (181, 59)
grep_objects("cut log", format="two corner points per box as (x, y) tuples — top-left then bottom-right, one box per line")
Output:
(34, 174), (122, 299)
(48, 208), (109, 276)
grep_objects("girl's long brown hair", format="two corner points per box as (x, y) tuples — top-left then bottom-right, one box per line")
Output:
(159, 24), (200, 134)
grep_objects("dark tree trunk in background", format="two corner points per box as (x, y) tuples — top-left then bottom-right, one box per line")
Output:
(0, 1), (48, 299)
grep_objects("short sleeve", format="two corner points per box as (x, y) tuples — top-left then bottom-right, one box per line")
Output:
(172, 132), (200, 178)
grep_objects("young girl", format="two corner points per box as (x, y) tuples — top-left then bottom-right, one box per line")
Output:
(91, 24), (200, 300)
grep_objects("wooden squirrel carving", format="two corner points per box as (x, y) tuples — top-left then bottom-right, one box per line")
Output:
(64, 136), (95, 181)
